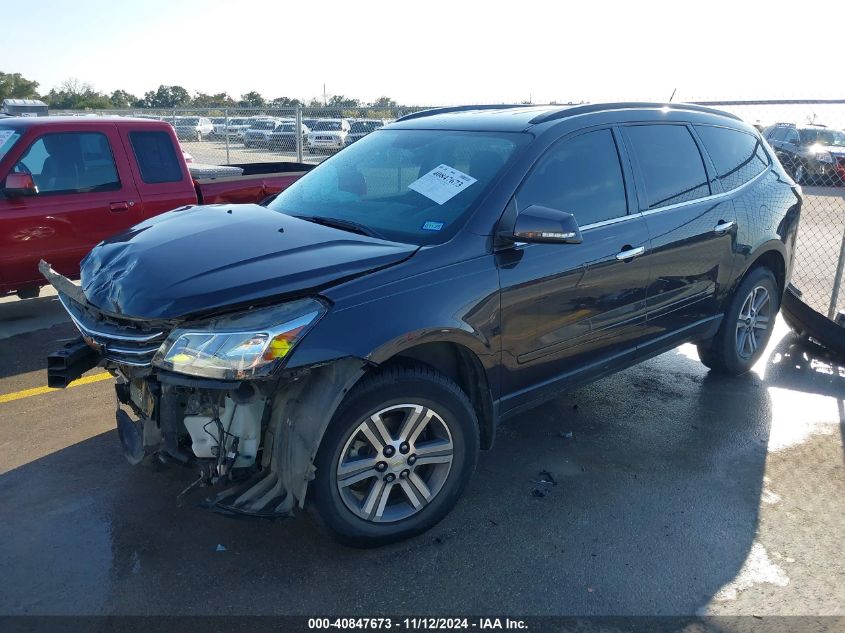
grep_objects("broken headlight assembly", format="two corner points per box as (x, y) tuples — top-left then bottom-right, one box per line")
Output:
(151, 298), (326, 380)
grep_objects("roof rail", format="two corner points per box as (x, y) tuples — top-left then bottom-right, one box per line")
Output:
(395, 104), (532, 122)
(528, 102), (743, 124)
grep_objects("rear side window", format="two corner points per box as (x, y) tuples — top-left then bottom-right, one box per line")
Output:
(516, 128), (627, 226)
(624, 125), (710, 210)
(769, 127), (786, 141)
(129, 131), (183, 183)
(695, 126), (769, 191)
(12, 132), (120, 194)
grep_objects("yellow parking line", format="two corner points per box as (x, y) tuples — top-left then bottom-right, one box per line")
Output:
(0, 372), (112, 405)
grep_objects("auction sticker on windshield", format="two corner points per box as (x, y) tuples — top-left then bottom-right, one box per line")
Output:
(408, 164), (477, 205)
(0, 130), (15, 148)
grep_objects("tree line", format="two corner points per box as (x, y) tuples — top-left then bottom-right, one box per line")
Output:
(0, 71), (400, 110)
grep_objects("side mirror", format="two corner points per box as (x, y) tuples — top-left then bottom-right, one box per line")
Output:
(4, 173), (38, 197)
(512, 204), (582, 244)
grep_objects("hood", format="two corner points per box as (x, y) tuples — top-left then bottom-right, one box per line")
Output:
(817, 145), (845, 156)
(80, 204), (417, 319)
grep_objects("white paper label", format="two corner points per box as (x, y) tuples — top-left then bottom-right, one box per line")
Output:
(408, 164), (477, 205)
(0, 130), (15, 149)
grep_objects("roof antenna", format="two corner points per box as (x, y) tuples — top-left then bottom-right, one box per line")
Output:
(668, 88), (677, 103)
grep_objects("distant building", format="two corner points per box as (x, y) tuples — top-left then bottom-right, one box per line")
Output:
(1, 99), (49, 117)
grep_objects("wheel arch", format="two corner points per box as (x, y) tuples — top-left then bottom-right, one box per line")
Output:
(377, 340), (496, 450)
(738, 243), (787, 301)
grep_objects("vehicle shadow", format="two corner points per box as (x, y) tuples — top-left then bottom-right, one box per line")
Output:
(763, 334), (845, 463)
(0, 296), (75, 381)
(0, 336), (799, 616)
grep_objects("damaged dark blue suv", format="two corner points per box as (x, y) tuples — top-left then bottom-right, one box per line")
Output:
(44, 103), (801, 546)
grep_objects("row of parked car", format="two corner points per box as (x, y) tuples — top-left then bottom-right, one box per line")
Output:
(150, 115), (388, 153)
(760, 122), (845, 186)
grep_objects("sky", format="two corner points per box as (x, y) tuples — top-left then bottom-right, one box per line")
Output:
(3, 0), (844, 106)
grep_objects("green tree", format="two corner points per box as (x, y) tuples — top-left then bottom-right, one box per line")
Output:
(0, 71), (40, 100)
(141, 85), (191, 108)
(371, 96), (396, 108)
(328, 95), (360, 108)
(239, 91), (266, 107)
(269, 96), (302, 107)
(192, 91), (235, 107)
(45, 78), (110, 109)
(109, 89), (139, 108)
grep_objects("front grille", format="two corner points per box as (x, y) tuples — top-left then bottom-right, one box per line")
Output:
(59, 294), (168, 367)
(316, 135), (334, 141)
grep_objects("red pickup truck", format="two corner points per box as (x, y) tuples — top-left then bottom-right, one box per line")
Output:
(0, 116), (311, 297)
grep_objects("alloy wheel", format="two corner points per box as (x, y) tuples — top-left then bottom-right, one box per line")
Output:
(735, 285), (771, 359)
(335, 403), (454, 523)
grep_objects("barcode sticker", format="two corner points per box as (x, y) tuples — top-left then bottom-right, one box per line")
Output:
(408, 164), (477, 205)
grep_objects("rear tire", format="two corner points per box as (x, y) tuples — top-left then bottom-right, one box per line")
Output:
(311, 365), (479, 547)
(697, 267), (779, 375)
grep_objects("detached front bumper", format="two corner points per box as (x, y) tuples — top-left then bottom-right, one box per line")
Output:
(40, 261), (367, 517)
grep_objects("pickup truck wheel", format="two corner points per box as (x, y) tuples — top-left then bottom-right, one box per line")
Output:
(311, 365), (479, 547)
(697, 266), (779, 375)
(195, 130), (202, 142)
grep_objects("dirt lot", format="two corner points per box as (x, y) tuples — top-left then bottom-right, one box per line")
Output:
(0, 287), (843, 616)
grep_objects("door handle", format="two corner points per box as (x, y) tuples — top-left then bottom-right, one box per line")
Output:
(615, 246), (645, 261)
(714, 220), (736, 234)
(109, 201), (131, 212)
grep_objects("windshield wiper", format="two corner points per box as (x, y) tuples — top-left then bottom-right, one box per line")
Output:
(294, 215), (386, 239)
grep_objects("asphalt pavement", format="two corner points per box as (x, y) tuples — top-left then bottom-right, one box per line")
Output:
(0, 289), (842, 617)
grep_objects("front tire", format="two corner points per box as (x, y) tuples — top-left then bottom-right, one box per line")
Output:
(311, 365), (480, 547)
(697, 266), (779, 375)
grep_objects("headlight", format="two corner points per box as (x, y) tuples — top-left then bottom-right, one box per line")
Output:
(152, 299), (326, 380)
(815, 150), (833, 163)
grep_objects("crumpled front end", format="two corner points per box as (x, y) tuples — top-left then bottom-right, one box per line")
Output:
(41, 261), (366, 517)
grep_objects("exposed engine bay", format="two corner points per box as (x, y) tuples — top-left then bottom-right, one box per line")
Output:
(41, 261), (366, 517)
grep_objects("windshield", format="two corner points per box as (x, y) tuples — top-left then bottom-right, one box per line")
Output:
(279, 123), (296, 132)
(177, 118), (199, 126)
(351, 121), (382, 133)
(230, 118), (250, 125)
(312, 120), (343, 131)
(0, 127), (21, 161)
(251, 120), (276, 130)
(268, 129), (528, 245)
(800, 128), (845, 147)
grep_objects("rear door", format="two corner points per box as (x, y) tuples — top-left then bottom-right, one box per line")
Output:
(497, 127), (652, 411)
(621, 123), (736, 343)
(117, 125), (197, 218)
(0, 124), (140, 287)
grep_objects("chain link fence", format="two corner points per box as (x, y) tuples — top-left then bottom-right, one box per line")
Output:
(691, 100), (845, 342)
(52, 100), (845, 347)
(51, 105), (430, 166)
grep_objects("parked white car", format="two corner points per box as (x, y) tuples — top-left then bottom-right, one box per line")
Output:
(213, 117), (253, 140)
(173, 116), (214, 141)
(307, 118), (351, 153)
(243, 118), (291, 148)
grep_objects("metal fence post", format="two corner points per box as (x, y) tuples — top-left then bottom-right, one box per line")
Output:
(296, 106), (303, 163)
(224, 107), (230, 165)
(828, 226), (845, 319)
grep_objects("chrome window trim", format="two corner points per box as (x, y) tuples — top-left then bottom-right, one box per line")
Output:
(578, 166), (768, 232)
